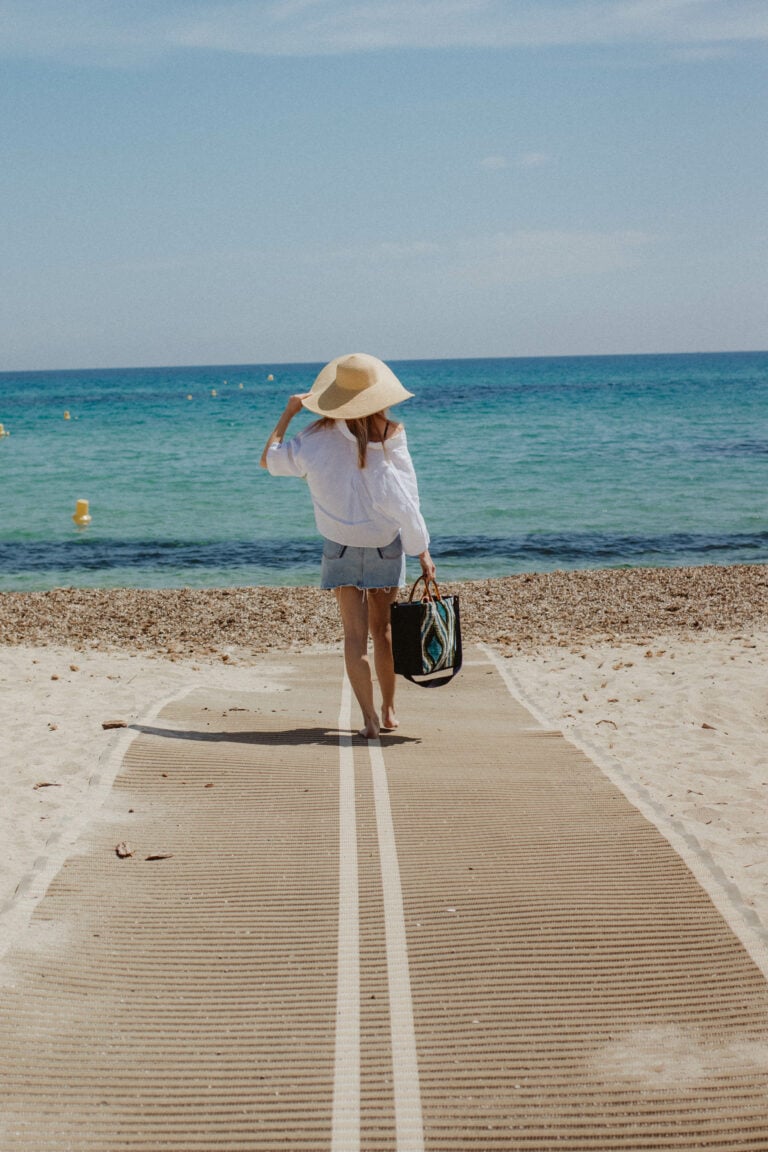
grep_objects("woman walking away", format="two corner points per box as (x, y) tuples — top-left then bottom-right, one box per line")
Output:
(260, 353), (435, 740)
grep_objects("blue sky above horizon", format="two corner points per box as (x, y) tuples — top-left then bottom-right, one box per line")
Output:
(2, 1), (767, 370)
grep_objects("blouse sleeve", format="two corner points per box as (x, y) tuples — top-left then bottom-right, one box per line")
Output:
(369, 441), (430, 556)
(265, 432), (307, 478)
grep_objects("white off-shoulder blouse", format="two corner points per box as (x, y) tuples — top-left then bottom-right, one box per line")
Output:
(266, 421), (430, 556)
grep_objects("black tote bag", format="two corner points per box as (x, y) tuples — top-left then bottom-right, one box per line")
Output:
(390, 576), (462, 688)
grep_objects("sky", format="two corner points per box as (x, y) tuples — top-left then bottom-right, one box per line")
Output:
(1, 0), (767, 370)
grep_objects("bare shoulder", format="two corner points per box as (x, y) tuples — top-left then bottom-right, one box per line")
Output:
(385, 421), (404, 440)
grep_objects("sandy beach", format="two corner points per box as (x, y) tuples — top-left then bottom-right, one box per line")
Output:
(2, 564), (768, 953)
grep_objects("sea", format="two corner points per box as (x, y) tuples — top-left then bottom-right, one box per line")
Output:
(1, 352), (767, 592)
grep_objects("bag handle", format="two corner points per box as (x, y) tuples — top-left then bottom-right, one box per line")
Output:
(408, 574), (443, 603)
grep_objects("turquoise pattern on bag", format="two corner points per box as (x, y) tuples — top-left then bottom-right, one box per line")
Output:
(420, 599), (456, 673)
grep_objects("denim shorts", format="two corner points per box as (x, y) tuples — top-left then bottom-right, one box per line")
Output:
(320, 534), (406, 591)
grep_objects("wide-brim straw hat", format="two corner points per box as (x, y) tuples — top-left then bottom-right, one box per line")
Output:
(301, 353), (414, 420)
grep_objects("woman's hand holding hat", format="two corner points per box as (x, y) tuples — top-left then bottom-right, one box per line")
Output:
(260, 393), (311, 468)
(285, 392), (311, 417)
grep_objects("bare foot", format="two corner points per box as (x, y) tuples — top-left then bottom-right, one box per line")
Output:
(381, 706), (399, 731)
(358, 716), (380, 740)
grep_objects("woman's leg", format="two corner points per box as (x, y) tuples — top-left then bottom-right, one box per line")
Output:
(367, 587), (399, 731)
(335, 586), (379, 739)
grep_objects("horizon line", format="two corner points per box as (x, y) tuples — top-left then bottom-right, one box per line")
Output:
(2, 348), (768, 376)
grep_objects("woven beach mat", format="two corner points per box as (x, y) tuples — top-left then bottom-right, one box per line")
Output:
(1, 648), (768, 1150)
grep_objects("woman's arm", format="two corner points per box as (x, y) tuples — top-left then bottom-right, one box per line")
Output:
(418, 549), (436, 581)
(259, 394), (310, 469)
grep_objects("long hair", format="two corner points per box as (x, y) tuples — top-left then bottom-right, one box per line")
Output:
(309, 412), (390, 468)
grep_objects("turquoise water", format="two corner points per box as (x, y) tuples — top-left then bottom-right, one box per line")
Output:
(1, 352), (767, 590)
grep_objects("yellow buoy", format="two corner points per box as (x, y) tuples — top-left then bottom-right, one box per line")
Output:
(186, 394), (193, 400)
(0, 423), (8, 437)
(267, 374), (274, 382)
(64, 410), (71, 420)
(72, 499), (92, 527)
(238, 382), (243, 389)
(211, 389), (217, 397)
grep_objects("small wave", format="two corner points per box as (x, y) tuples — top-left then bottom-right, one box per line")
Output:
(432, 531), (768, 563)
(697, 440), (768, 458)
(1, 530), (768, 579)
(0, 538), (322, 574)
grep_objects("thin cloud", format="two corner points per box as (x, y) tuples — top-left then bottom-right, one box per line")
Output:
(456, 228), (654, 284)
(2, 1), (768, 61)
(480, 152), (552, 171)
(327, 239), (442, 262)
(306, 227), (653, 283)
(516, 152), (551, 169)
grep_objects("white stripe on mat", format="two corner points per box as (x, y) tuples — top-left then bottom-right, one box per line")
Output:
(369, 737), (425, 1152)
(331, 675), (360, 1152)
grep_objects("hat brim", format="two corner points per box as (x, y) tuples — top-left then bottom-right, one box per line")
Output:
(301, 354), (414, 420)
